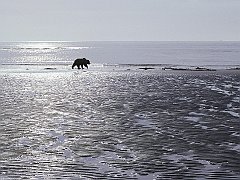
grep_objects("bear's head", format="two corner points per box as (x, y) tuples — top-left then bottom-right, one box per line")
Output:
(86, 60), (90, 64)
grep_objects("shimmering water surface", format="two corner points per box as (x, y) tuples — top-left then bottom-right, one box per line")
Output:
(0, 67), (240, 179)
(1, 41), (240, 68)
(0, 42), (240, 179)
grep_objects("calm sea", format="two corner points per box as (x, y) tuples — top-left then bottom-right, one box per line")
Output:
(0, 41), (240, 68)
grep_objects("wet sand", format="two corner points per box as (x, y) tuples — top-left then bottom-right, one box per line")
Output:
(0, 66), (240, 179)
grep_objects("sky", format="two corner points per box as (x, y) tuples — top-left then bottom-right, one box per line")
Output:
(0, 0), (240, 41)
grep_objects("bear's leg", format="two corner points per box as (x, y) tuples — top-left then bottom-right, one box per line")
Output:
(81, 64), (84, 69)
(84, 64), (88, 69)
(72, 63), (76, 69)
(77, 65), (80, 69)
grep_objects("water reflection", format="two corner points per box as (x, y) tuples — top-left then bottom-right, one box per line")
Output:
(0, 70), (240, 179)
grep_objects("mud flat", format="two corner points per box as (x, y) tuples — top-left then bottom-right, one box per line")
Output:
(0, 65), (240, 179)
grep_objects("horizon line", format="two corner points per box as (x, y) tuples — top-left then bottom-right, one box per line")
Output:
(1, 40), (240, 43)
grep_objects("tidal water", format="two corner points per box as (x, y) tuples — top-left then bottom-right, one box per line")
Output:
(0, 68), (240, 179)
(0, 41), (240, 68)
(0, 42), (240, 179)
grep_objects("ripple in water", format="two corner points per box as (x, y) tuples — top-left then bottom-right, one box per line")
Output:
(0, 69), (240, 179)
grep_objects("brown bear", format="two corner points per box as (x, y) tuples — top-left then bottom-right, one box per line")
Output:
(72, 58), (90, 69)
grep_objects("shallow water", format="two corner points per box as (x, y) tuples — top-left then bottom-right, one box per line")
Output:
(0, 67), (240, 179)
(1, 41), (240, 68)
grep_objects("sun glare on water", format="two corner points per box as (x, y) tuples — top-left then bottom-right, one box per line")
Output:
(17, 42), (60, 50)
